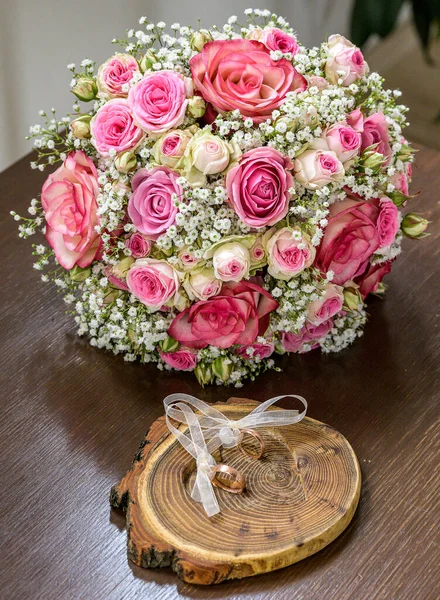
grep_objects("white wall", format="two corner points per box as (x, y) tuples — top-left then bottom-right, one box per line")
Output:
(0, 0), (351, 172)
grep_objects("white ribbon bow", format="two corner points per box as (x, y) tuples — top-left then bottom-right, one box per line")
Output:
(164, 393), (308, 517)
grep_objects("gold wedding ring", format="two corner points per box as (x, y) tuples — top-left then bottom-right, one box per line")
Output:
(238, 428), (265, 460)
(211, 464), (246, 494)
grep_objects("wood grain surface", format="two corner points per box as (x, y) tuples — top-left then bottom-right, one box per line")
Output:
(111, 399), (361, 584)
(1, 147), (439, 599)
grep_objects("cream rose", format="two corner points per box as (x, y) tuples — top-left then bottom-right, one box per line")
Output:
(264, 227), (315, 280)
(212, 242), (251, 282)
(152, 128), (194, 169)
(294, 143), (344, 190)
(183, 267), (222, 301)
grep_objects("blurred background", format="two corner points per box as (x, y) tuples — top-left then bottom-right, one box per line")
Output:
(1, 0), (439, 172)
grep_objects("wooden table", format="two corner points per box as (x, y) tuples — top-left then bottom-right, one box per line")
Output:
(1, 147), (439, 600)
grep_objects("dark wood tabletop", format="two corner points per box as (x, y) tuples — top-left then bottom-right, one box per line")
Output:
(1, 147), (439, 600)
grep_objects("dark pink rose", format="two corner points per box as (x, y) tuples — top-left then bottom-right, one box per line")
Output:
(128, 167), (182, 239)
(315, 197), (381, 285)
(281, 319), (334, 352)
(125, 233), (153, 258)
(160, 348), (198, 371)
(377, 199), (399, 247)
(90, 99), (144, 156)
(261, 29), (299, 55)
(361, 112), (391, 159)
(190, 39), (306, 123)
(226, 147), (293, 228)
(236, 339), (275, 360)
(168, 281), (278, 350)
(41, 151), (100, 269)
(355, 261), (392, 298)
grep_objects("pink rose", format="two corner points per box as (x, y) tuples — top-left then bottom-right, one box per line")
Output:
(128, 70), (188, 133)
(316, 197), (381, 285)
(264, 227), (315, 280)
(127, 258), (180, 311)
(90, 99), (144, 156)
(281, 319), (334, 352)
(160, 348), (198, 371)
(325, 123), (361, 163)
(346, 108), (364, 132)
(169, 280), (278, 349)
(377, 199), (399, 248)
(260, 28), (299, 55)
(226, 147), (293, 228)
(361, 112), (391, 159)
(294, 147), (344, 190)
(190, 39), (306, 123)
(306, 284), (344, 325)
(355, 261), (392, 298)
(128, 167), (182, 239)
(97, 54), (140, 100)
(41, 151), (100, 269)
(325, 35), (369, 86)
(236, 339), (275, 360)
(390, 172), (409, 196)
(125, 233), (153, 258)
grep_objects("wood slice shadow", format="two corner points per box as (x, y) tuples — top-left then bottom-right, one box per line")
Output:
(111, 398), (361, 585)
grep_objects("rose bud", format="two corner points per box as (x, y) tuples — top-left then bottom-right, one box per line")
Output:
(139, 50), (157, 73)
(194, 362), (214, 387)
(159, 335), (180, 353)
(361, 149), (386, 171)
(69, 265), (91, 282)
(72, 76), (98, 102)
(212, 356), (233, 382)
(187, 95), (206, 119)
(114, 151), (137, 173)
(70, 115), (92, 139)
(401, 213), (430, 239)
(343, 286), (363, 312)
(190, 30), (212, 52)
(113, 256), (135, 279)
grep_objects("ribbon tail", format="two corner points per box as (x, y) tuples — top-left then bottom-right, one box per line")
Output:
(191, 471), (220, 517)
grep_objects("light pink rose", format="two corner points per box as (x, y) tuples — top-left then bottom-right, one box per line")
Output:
(97, 54), (140, 100)
(315, 197), (381, 285)
(153, 129), (193, 169)
(325, 123), (361, 163)
(294, 148), (344, 190)
(390, 172), (409, 196)
(236, 339), (275, 360)
(128, 167), (182, 239)
(306, 284), (344, 325)
(184, 268), (222, 301)
(260, 28), (299, 55)
(160, 348), (198, 371)
(190, 39), (307, 123)
(355, 261), (392, 298)
(169, 280), (278, 349)
(212, 242), (251, 282)
(307, 75), (329, 90)
(226, 147), (293, 228)
(250, 238), (265, 264)
(265, 227), (315, 280)
(41, 151), (100, 269)
(127, 258), (180, 311)
(377, 199), (399, 248)
(128, 70), (188, 133)
(325, 34), (369, 86)
(90, 99), (144, 156)
(361, 112), (391, 159)
(346, 108), (364, 132)
(178, 248), (201, 271)
(281, 319), (334, 352)
(125, 233), (153, 258)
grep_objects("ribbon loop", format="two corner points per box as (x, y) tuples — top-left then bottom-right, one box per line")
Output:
(164, 393), (307, 517)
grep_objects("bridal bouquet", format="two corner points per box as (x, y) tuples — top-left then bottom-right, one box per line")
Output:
(15, 9), (427, 386)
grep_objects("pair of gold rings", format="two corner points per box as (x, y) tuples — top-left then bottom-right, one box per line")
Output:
(211, 428), (265, 495)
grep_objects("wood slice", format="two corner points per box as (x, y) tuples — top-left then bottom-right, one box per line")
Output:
(111, 398), (361, 585)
